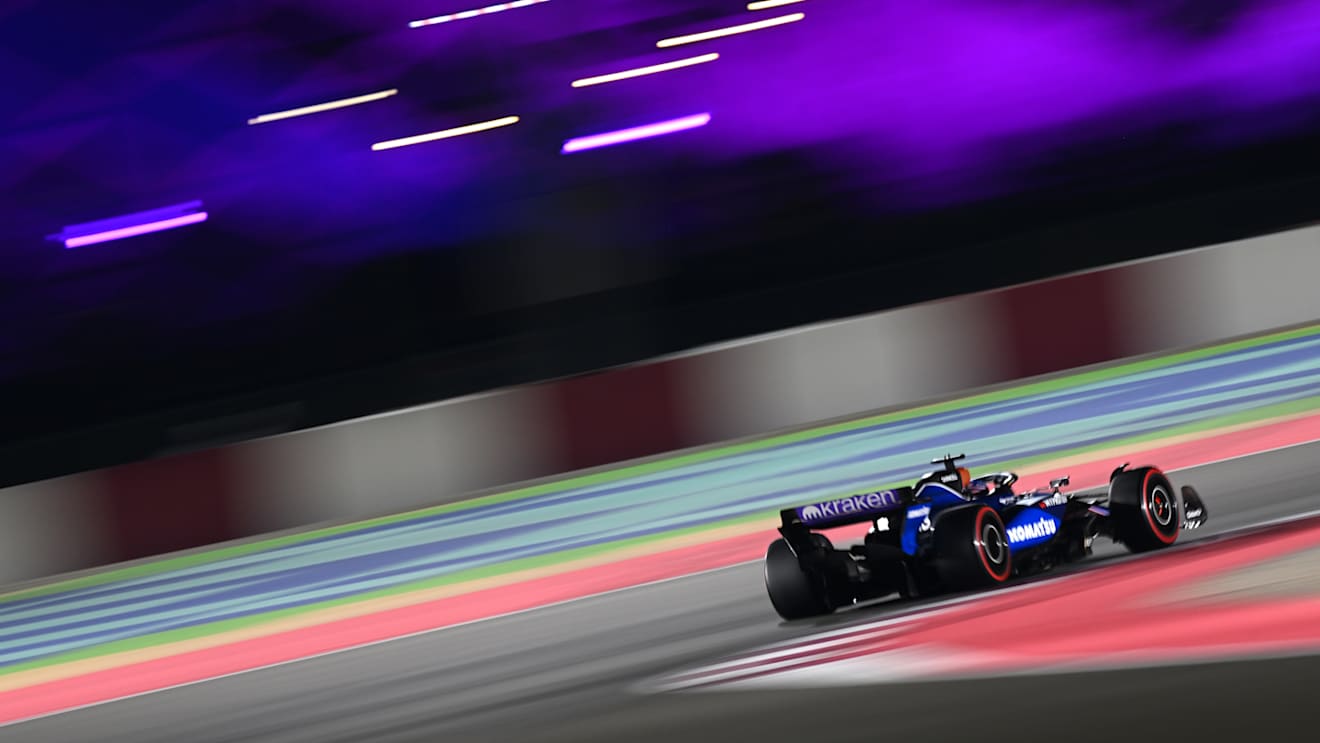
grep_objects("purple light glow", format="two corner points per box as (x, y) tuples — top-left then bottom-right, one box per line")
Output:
(561, 113), (712, 153)
(60, 211), (209, 248)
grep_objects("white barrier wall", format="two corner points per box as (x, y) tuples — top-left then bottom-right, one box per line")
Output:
(677, 292), (1011, 443)
(0, 474), (110, 585)
(3, 224), (1319, 584)
(231, 385), (560, 534)
(1121, 227), (1320, 351)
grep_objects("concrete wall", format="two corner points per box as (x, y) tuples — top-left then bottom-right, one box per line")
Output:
(231, 385), (559, 534)
(4, 224), (1319, 584)
(0, 475), (109, 585)
(1120, 227), (1320, 351)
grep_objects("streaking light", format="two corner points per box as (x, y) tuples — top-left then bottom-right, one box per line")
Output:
(247, 89), (398, 125)
(371, 115), (520, 151)
(409, 0), (549, 29)
(49, 201), (208, 249)
(656, 12), (804, 48)
(747, 0), (805, 10)
(561, 113), (711, 154)
(571, 53), (720, 88)
(63, 213), (209, 248)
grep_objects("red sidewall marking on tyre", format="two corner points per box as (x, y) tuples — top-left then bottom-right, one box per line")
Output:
(1144, 469), (1179, 545)
(975, 509), (1010, 581)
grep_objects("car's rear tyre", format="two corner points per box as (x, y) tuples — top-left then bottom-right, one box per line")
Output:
(764, 537), (835, 620)
(933, 505), (1013, 591)
(1110, 466), (1180, 552)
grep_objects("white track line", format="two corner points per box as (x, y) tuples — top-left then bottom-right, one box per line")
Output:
(659, 627), (907, 681)
(661, 637), (913, 689)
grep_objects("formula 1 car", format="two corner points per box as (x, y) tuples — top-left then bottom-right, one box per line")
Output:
(764, 454), (1208, 620)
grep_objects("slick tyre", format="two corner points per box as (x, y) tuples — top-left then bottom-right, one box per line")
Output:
(933, 506), (1012, 591)
(764, 538), (834, 620)
(1109, 467), (1180, 552)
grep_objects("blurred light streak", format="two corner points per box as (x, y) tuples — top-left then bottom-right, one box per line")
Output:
(747, 0), (805, 9)
(561, 113), (711, 154)
(371, 116), (521, 151)
(570, 53), (720, 88)
(247, 89), (399, 125)
(409, 0), (549, 29)
(48, 201), (207, 248)
(58, 212), (208, 249)
(656, 13), (804, 48)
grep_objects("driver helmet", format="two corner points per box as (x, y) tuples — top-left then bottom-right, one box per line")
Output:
(959, 467), (997, 499)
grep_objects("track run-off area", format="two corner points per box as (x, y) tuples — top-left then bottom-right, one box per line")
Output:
(648, 512), (1320, 692)
(4, 324), (1320, 738)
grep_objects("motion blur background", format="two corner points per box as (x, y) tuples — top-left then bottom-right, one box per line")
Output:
(4, 0), (1320, 478)
(5, 2), (1320, 740)
(5, 0), (1320, 572)
(3, 0), (1320, 677)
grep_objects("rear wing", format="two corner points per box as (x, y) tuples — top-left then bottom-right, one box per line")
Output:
(779, 487), (914, 531)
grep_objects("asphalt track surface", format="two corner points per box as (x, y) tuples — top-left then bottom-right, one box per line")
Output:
(10, 442), (1320, 743)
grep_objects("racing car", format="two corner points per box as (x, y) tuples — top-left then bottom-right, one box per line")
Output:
(764, 454), (1208, 620)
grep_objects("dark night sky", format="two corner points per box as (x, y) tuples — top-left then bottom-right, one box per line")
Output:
(2, 0), (1319, 465)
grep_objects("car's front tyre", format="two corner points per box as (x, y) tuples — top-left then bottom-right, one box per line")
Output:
(1109, 466), (1180, 552)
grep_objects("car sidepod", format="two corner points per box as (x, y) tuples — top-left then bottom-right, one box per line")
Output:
(1002, 506), (1063, 553)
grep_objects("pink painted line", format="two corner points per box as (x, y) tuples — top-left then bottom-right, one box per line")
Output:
(4, 412), (1320, 724)
(919, 522), (1320, 677)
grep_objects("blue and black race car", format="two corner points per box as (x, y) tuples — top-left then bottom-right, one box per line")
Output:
(765, 454), (1208, 620)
